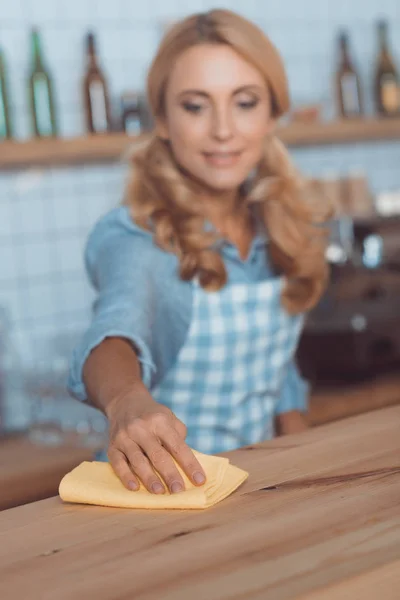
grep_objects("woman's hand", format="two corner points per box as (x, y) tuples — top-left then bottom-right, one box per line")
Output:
(275, 410), (309, 436)
(105, 383), (207, 494)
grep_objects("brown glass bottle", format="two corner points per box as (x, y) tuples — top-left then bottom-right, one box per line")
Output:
(374, 20), (400, 117)
(335, 32), (363, 118)
(83, 32), (112, 134)
(28, 29), (58, 138)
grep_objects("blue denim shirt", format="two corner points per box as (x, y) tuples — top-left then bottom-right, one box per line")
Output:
(68, 206), (308, 414)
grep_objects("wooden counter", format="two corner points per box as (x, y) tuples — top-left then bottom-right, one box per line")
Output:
(308, 370), (400, 426)
(0, 406), (399, 599)
(1, 370), (400, 511)
(0, 436), (97, 511)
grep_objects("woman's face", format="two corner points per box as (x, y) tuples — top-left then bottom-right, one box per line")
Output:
(159, 43), (274, 193)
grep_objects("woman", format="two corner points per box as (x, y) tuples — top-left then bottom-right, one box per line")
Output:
(68, 10), (330, 496)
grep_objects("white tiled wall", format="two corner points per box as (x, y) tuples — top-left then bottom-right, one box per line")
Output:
(1, 0), (400, 364)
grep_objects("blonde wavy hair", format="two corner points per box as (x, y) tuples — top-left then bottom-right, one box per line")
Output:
(124, 9), (331, 314)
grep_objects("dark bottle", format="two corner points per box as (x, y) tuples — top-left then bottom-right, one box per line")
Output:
(0, 48), (12, 140)
(83, 32), (112, 134)
(28, 29), (58, 137)
(374, 20), (400, 117)
(335, 31), (363, 118)
(120, 92), (143, 134)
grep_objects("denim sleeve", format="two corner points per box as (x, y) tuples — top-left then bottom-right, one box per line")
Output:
(274, 360), (309, 415)
(67, 210), (156, 402)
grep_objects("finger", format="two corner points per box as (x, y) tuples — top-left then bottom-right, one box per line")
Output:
(121, 439), (167, 495)
(138, 435), (186, 494)
(108, 447), (140, 491)
(173, 417), (187, 440)
(162, 426), (207, 487)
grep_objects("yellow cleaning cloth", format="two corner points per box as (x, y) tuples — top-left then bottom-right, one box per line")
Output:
(59, 450), (249, 510)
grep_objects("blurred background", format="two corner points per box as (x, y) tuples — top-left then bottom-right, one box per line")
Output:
(1, 0), (400, 507)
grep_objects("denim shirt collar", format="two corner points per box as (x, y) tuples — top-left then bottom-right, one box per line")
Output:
(204, 210), (269, 251)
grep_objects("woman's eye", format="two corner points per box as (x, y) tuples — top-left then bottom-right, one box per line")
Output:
(238, 99), (259, 110)
(182, 102), (204, 114)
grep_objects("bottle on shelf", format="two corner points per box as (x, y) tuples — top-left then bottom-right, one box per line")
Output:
(83, 32), (112, 134)
(374, 20), (400, 117)
(120, 91), (143, 134)
(28, 28), (58, 138)
(0, 47), (12, 140)
(335, 31), (363, 119)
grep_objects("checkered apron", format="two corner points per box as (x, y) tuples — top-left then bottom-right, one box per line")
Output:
(151, 276), (304, 454)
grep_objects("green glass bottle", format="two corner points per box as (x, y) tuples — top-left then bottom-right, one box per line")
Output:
(0, 47), (12, 140)
(28, 29), (58, 137)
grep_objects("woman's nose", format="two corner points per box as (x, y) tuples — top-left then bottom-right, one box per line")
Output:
(211, 108), (235, 141)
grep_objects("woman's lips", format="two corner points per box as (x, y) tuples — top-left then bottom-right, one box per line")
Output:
(202, 151), (242, 168)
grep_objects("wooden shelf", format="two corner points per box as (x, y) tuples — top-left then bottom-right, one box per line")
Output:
(279, 116), (400, 147)
(1, 117), (400, 170)
(0, 133), (136, 171)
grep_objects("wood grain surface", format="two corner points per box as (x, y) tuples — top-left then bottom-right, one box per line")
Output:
(0, 406), (399, 600)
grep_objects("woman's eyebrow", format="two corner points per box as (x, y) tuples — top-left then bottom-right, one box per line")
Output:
(177, 84), (264, 99)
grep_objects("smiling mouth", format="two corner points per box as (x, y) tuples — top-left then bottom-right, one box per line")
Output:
(202, 151), (243, 167)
